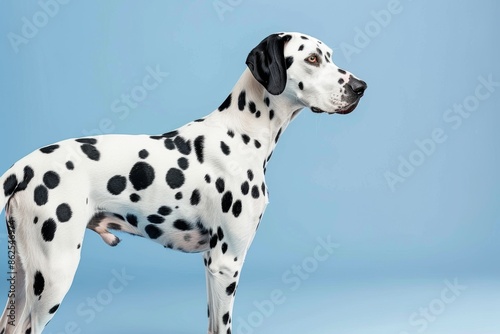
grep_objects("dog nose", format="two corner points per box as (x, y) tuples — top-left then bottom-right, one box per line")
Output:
(347, 77), (367, 95)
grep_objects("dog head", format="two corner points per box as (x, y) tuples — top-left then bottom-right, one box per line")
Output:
(246, 32), (367, 115)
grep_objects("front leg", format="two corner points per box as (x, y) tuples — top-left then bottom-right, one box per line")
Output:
(204, 223), (256, 334)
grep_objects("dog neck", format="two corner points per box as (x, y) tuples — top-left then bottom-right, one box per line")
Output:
(206, 68), (304, 170)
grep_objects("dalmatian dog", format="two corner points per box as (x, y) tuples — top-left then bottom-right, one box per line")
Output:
(0, 32), (366, 334)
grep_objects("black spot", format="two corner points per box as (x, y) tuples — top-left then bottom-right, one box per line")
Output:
(275, 128), (282, 143)
(129, 162), (155, 191)
(210, 234), (218, 248)
(285, 56), (294, 69)
(164, 138), (175, 150)
(147, 214), (165, 224)
(223, 312), (230, 325)
(158, 206), (172, 216)
(108, 223), (121, 230)
(226, 282), (236, 295)
(254, 140), (261, 148)
(338, 69), (347, 74)
(194, 135), (205, 163)
(43, 171), (60, 189)
(241, 181), (249, 195)
(215, 178), (225, 193)
(40, 144), (59, 154)
(49, 304), (60, 314)
(41, 218), (56, 241)
(77, 243), (81, 249)
(162, 130), (178, 138)
(264, 97), (270, 106)
(145, 224), (163, 239)
(88, 212), (105, 229)
(217, 226), (224, 241)
(222, 242), (228, 254)
(327, 51), (331, 58)
(174, 136), (192, 155)
(130, 194), (140, 202)
(197, 222), (209, 237)
(107, 175), (127, 195)
(298, 44), (304, 51)
(300, 35), (309, 40)
(33, 271), (45, 296)
(316, 47), (323, 55)
(221, 191), (233, 213)
(238, 90), (246, 111)
(234, 271), (238, 277)
(113, 213), (125, 221)
(126, 214), (138, 227)
(80, 144), (100, 161)
(184, 233), (192, 242)
(16, 166), (34, 192)
(251, 185), (260, 199)
(269, 109), (275, 120)
(56, 203), (72, 222)
(175, 192), (183, 200)
(33, 217), (38, 224)
(232, 200), (242, 218)
(227, 130), (235, 138)
(34, 185), (48, 206)
(261, 182), (266, 195)
(248, 101), (256, 113)
(190, 189), (201, 205)
(205, 174), (211, 183)
(338, 78), (345, 85)
(255, 111), (261, 118)
(139, 149), (149, 159)
(3, 174), (17, 196)
(173, 219), (192, 231)
(26, 329), (31, 334)
(194, 118), (205, 122)
(66, 161), (74, 170)
(166, 168), (185, 189)
(247, 170), (254, 181)
(178, 157), (189, 170)
(76, 138), (97, 145)
(218, 93), (232, 111)
(241, 134), (250, 144)
(325, 55), (330, 63)
(220, 141), (230, 155)
(298, 82), (304, 90)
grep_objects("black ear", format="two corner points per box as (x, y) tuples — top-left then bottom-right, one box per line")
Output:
(245, 34), (292, 95)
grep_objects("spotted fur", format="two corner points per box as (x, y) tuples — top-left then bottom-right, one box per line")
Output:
(0, 32), (366, 334)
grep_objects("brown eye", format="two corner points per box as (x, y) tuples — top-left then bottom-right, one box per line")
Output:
(305, 54), (319, 65)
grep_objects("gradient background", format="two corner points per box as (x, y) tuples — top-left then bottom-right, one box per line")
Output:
(1, 1), (499, 333)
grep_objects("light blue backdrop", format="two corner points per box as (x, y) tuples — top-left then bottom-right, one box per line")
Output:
(1, 1), (499, 333)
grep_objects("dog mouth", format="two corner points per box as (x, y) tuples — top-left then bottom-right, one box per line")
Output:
(335, 100), (360, 115)
(311, 99), (361, 115)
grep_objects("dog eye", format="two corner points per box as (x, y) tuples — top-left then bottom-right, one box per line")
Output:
(305, 54), (319, 65)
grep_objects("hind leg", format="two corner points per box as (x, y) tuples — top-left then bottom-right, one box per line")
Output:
(3, 197), (88, 334)
(20, 248), (82, 334)
(0, 217), (28, 334)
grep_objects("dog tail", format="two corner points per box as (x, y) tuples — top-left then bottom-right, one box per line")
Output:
(0, 163), (33, 215)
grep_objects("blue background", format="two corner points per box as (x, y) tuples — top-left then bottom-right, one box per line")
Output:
(1, 1), (499, 333)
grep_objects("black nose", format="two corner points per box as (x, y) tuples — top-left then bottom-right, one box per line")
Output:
(347, 77), (367, 95)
